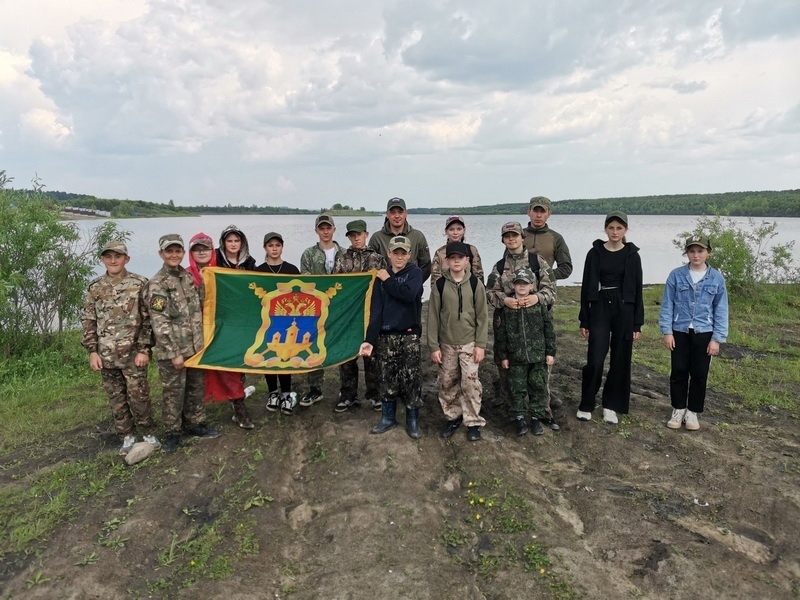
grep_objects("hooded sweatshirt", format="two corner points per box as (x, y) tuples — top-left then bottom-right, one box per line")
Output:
(216, 225), (256, 270)
(187, 232), (216, 288)
(427, 266), (488, 351)
(368, 220), (432, 282)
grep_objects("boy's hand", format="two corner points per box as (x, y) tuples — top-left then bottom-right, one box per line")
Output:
(500, 359), (509, 369)
(134, 352), (150, 368)
(707, 340), (720, 356)
(545, 355), (555, 366)
(376, 269), (390, 281)
(430, 350), (442, 364)
(359, 342), (373, 357)
(473, 347), (485, 363)
(89, 352), (103, 371)
(662, 334), (675, 350)
(171, 355), (185, 370)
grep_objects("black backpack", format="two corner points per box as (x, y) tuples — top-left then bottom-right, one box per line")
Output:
(495, 252), (541, 283)
(435, 273), (479, 299)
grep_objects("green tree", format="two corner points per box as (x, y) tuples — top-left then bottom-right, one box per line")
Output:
(0, 181), (129, 356)
(675, 215), (800, 294)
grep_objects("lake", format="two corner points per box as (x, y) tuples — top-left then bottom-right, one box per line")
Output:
(76, 213), (800, 294)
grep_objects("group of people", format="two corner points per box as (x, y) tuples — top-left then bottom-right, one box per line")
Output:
(81, 195), (729, 456)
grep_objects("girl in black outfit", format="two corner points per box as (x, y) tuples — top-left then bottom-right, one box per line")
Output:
(577, 211), (644, 424)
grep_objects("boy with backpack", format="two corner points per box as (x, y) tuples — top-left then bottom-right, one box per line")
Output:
(428, 241), (489, 441)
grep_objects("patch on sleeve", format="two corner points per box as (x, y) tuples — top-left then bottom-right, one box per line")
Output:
(149, 295), (168, 312)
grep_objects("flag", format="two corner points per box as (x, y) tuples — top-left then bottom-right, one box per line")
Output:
(185, 267), (376, 374)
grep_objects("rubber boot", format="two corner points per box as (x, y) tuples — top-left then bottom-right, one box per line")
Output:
(406, 407), (421, 439)
(371, 401), (397, 434)
(232, 399), (254, 429)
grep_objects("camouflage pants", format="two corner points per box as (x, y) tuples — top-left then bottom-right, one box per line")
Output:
(157, 360), (206, 434)
(437, 343), (485, 427)
(101, 365), (152, 435)
(508, 362), (548, 419)
(376, 333), (422, 409)
(339, 354), (379, 402)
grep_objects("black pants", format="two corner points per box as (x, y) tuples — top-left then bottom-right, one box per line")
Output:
(265, 374), (291, 394)
(580, 289), (634, 414)
(670, 330), (712, 413)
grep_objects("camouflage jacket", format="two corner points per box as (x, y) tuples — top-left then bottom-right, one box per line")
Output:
(143, 265), (204, 361)
(81, 270), (152, 368)
(300, 242), (344, 275)
(495, 302), (556, 365)
(430, 243), (485, 284)
(486, 250), (556, 309)
(333, 246), (386, 274)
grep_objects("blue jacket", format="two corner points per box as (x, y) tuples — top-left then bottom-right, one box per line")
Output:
(365, 263), (423, 345)
(659, 264), (729, 342)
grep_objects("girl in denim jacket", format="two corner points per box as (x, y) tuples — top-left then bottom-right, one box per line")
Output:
(659, 235), (729, 431)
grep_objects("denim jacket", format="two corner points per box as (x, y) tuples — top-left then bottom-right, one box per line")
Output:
(659, 264), (729, 342)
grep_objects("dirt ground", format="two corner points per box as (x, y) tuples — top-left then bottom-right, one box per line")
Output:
(2, 289), (799, 599)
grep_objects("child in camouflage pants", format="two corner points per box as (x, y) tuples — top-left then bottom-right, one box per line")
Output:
(81, 240), (156, 456)
(495, 267), (556, 437)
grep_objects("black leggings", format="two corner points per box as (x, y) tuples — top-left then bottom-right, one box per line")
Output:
(580, 289), (634, 414)
(670, 330), (712, 413)
(264, 374), (292, 394)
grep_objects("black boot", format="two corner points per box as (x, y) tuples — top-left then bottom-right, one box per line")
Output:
(371, 401), (397, 434)
(406, 407), (421, 439)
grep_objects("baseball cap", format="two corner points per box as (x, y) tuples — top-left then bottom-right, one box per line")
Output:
(346, 219), (367, 235)
(263, 232), (283, 245)
(189, 234), (213, 249)
(99, 240), (128, 256)
(388, 235), (411, 252)
(445, 241), (469, 257)
(158, 234), (184, 251)
(386, 197), (407, 210)
(513, 267), (535, 284)
(315, 214), (335, 227)
(685, 234), (712, 251)
(604, 211), (629, 227)
(501, 221), (523, 237)
(529, 196), (552, 210)
(445, 215), (465, 228)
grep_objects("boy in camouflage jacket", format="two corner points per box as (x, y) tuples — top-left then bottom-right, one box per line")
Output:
(495, 267), (556, 437)
(82, 240), (156, 455)
(332, 219), (386, 412)
(144, 234), (220, 453)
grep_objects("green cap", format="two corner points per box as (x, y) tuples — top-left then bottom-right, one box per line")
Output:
(685, 234), (711, 251)
(263, 232), (283, 245)
(604, 211), (628, 227)
(315, 214), (335, 227)
(386, 197), (407, 210)
(158, 234), (184, 250)
(346, 219), (367, 234)
(529, 196), (552, 210)
(501, 221), (523, 237)
(388, 235), (411, 252)
(513, 267), (535, 284)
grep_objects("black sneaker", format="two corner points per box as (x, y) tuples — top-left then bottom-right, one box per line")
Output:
(266, 391), (281, 412)
(467, 426), (481, 442)
(299, 388), (323, 407)
(531, 418), (545, 436)
(334, 397), (360, 413)
(515, 416), (529, 436)
(541, 417), (560, 431)
(368, 398), (382, 412)
(441, 417), (463, 439)
(185, 424), (221, 439)
(162, 433), (181, 453)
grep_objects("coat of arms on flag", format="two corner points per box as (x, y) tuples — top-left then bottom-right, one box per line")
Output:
(185, 268), (375, 374)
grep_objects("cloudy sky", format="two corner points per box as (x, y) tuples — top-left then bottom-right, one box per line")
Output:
(1, 0), (798, 210)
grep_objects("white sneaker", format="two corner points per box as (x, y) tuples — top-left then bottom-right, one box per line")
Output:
(576, 410), (592, 422)
(143, 434), (162, 450)
(118, 435), (136, 456)
(603, 409), (618, 424)
(684, 410), (700, 431)
(666, 408), (686, 429)
(244, 385), (256, 399)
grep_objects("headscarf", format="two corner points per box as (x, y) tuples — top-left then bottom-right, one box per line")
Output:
(187, 232), (216, 288)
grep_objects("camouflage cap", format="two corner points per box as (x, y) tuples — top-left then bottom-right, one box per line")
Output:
(604, 211), (628, 227)
(685, 234), (712, 251)
(346, 219), (367, 234)
(99, 240), (128, 256)
(386, 197), (407, 210)
(445, 215), (465, 228)
(501, 221), (523, 237)
(189, 234), (213, 249)
(315, 214), (335, 227)
(158, 233), (185, 250)
(388, 235), (411, 252)
(513, 267), (535, 284)
(529, 196), (552, 210)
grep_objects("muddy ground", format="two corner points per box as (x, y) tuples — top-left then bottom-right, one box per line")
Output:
(2, 287), (799, 599)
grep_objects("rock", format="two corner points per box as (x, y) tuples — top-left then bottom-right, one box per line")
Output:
(124, 441), (156, 465)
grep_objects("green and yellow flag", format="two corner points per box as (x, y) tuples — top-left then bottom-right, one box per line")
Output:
(185, 268), (376, 374)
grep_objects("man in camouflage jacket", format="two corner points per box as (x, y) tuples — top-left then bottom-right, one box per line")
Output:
(81, 240), (153, 450)
(144, 234), (219, 451)
(332, 219), (387, 412)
